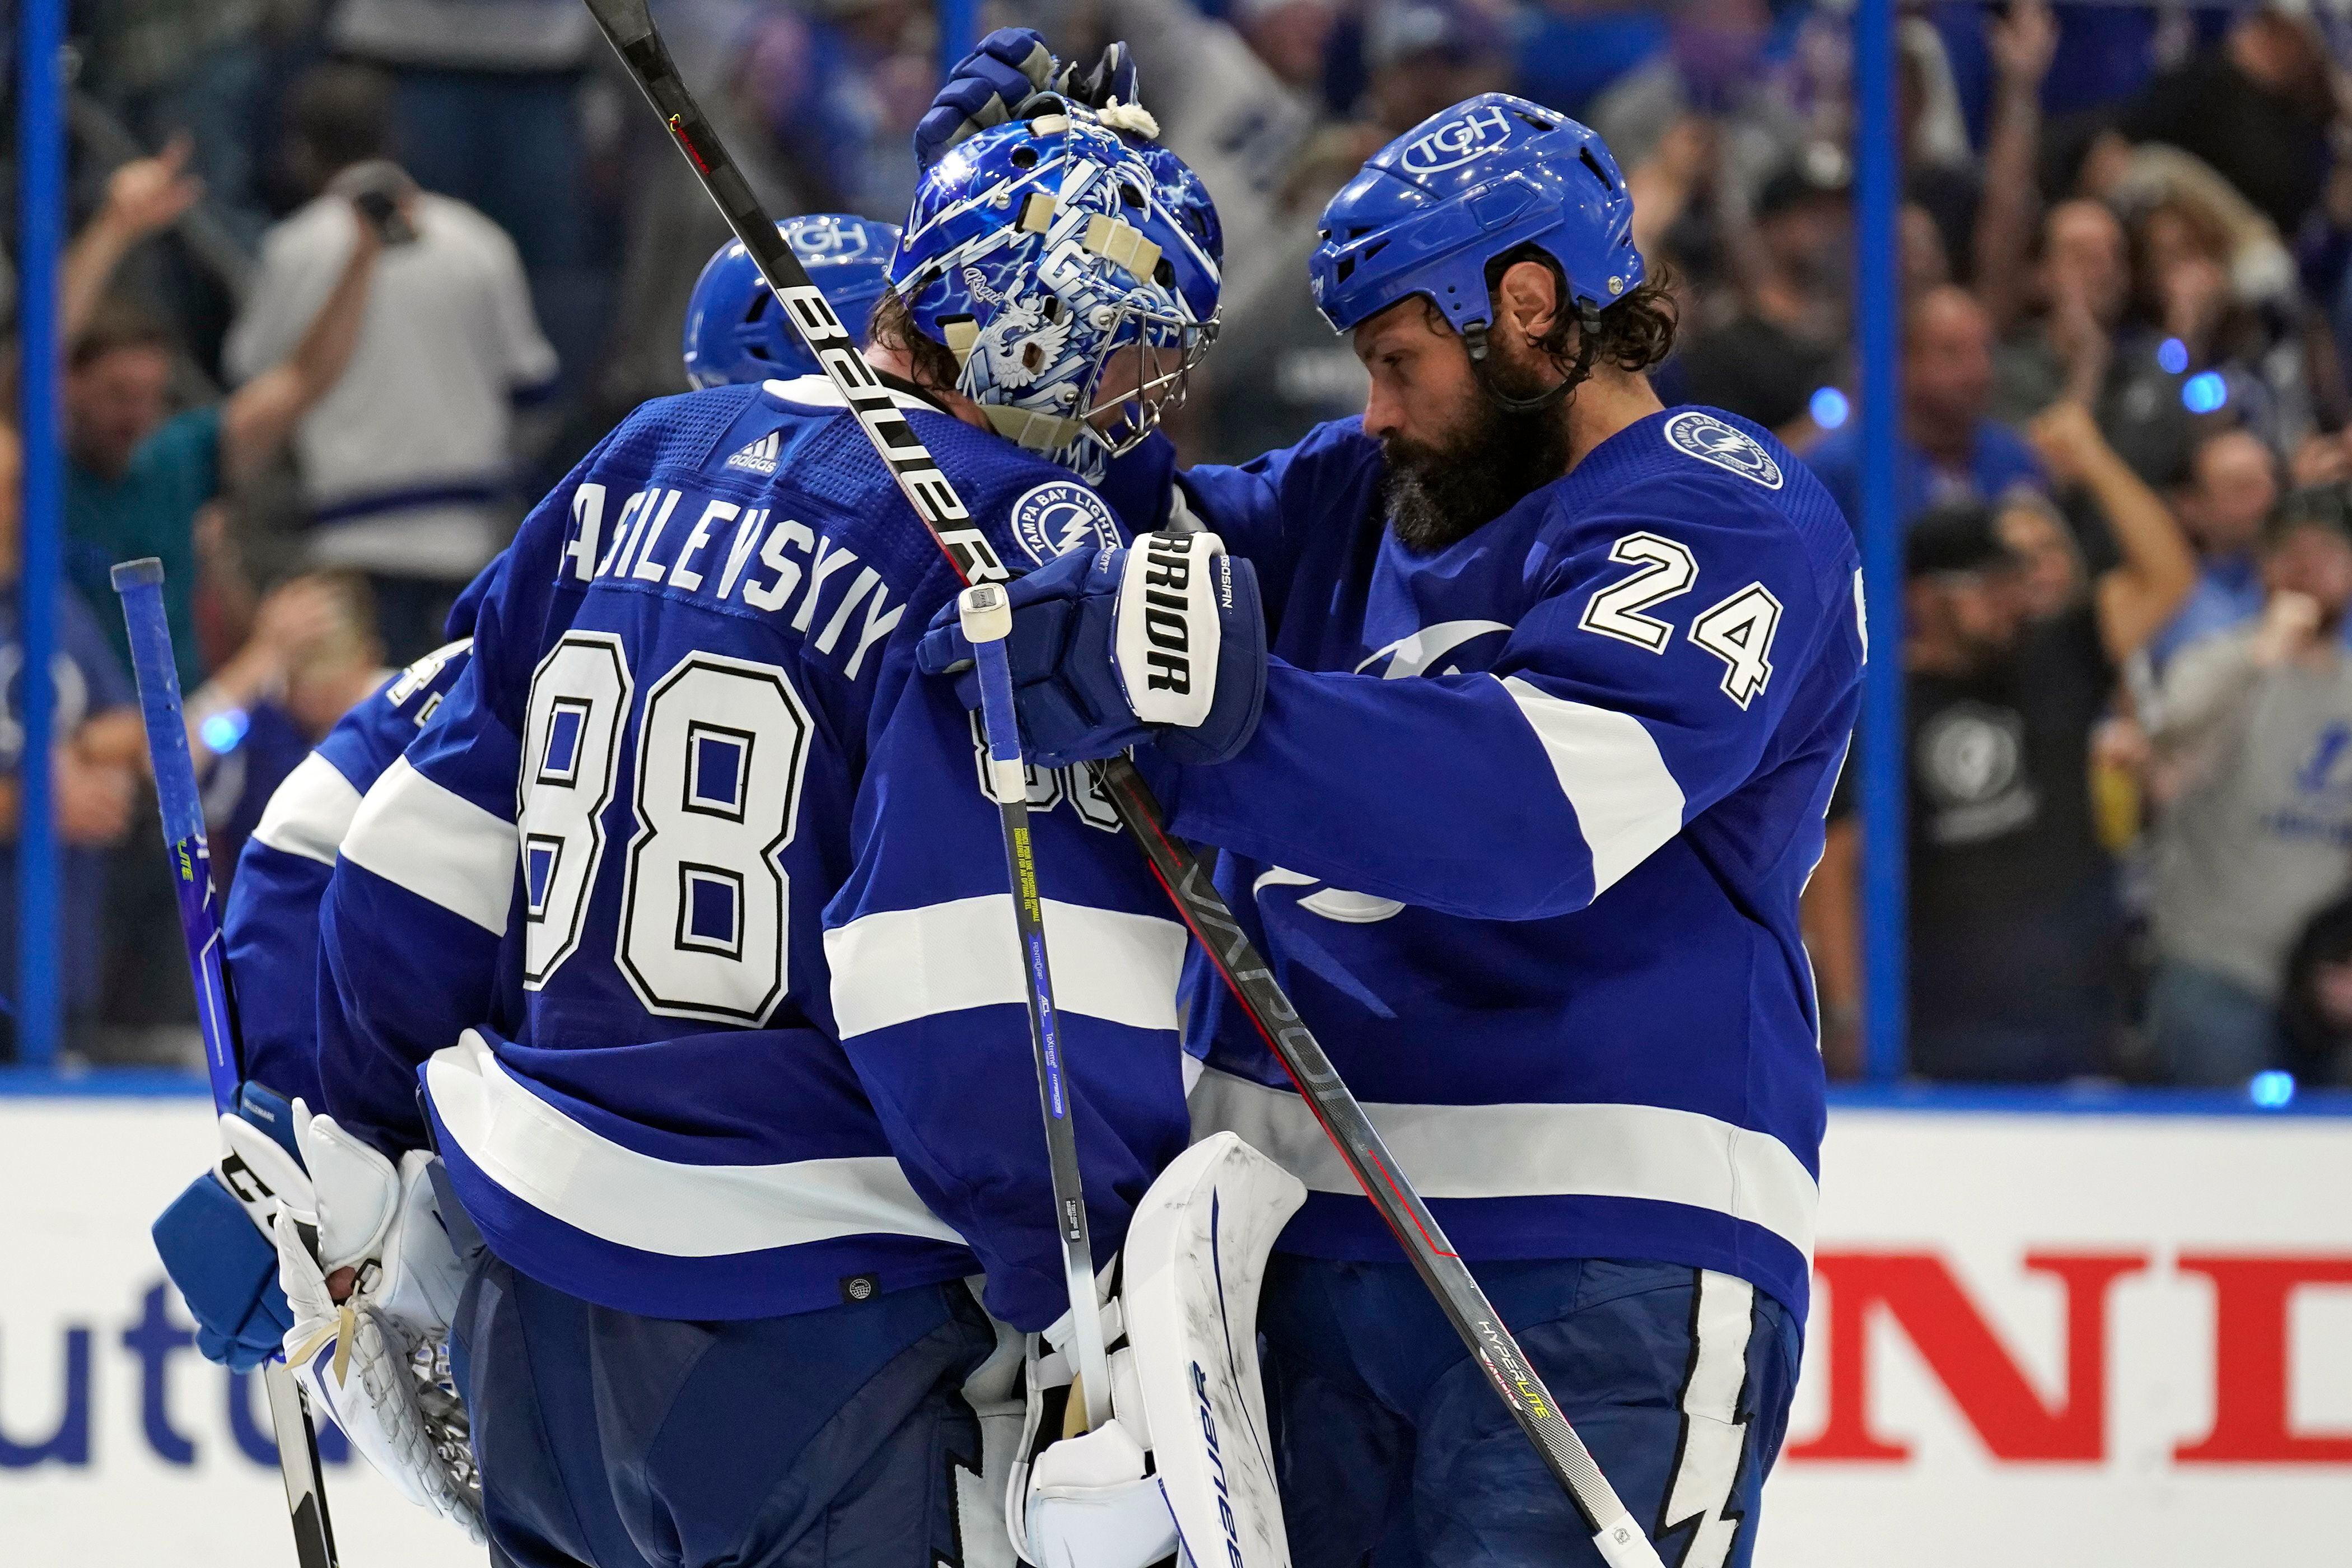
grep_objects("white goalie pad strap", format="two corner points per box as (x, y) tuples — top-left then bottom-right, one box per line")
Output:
(276, 1214), (484, 1544)
(1123, 1132), (1306, 1568)
(1115, 531), (1225, 729)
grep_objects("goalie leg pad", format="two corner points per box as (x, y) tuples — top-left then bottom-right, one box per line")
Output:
(1123, 1132), (1306, 1568)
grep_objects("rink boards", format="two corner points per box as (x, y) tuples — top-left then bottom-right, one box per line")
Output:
(2, 1091), (2347, 1566)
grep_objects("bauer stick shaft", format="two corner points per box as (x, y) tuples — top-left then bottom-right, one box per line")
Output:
(581, 4), (1662, 1555)
(959, 585), (1114, 1430)
(113, 559), (340, 1568)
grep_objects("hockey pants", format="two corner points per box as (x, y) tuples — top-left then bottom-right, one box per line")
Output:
(449, 1252), (996, 1568)
(1261, 1254), (1801, 1568)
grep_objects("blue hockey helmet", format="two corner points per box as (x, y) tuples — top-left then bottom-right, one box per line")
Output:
(886, 112), (1220, 482)
(1308, 94), (1642, 341)
(681, 214), (901, 389)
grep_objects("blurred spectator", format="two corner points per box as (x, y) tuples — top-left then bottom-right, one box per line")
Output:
(226, 64), (556, 663)
(0, 427), (144, 1061)
(1590, 0), (1807, 209)
(62, 144), (381, 689)
(2148, 427), (2281, 669)
(1361, 0), (1511, 137)
(328, 0), (602, 381)
(2281, 892), (2352, 1087)
(1669, 152), (1846, 442)
(198, 572), (390, 880)
(2145, 486), (2352, 1085)
(2115, 11), (2337, 237)
(1087, 0), (1330, 332)
(742, 0), (939, 226)
(1804, 284), (2045, 530)
(1809, 405), (2194, 1081)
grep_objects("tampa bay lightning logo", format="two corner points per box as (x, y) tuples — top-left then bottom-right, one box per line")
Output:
(1009, 480), (1120, 564)
(1398, 104), (1514, 176)
(1664, 411), (1783, 489)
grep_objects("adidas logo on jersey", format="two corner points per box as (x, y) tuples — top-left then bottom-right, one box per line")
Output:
(726, 432), (781, 475)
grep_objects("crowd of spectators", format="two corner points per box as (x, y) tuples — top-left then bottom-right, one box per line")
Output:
(11, 0), (2352, 1089)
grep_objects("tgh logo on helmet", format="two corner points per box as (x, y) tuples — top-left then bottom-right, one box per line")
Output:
(1399, 102), (1515, 176)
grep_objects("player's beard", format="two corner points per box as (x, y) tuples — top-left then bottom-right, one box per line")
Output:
(1377, 372), (1574, 555)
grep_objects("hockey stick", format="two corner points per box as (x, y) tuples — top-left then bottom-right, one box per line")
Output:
(959, 585), (1114, 1431)
(112, 558), (340, 1568)
(581, 4), (1663, 1558)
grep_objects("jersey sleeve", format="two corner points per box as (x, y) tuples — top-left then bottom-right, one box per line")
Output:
(314, 463), (587, 1152)
(1151, 492), (1856, 922)
(226, 641), (475, 1107)
(1174, 420), (1376, 612)
(821, 559), (1194, 1331)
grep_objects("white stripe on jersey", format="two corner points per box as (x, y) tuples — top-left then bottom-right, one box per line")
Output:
(252, 753), (366, 867)
(825, 894), (1188, 1039)
(1495, 674), (1687, 898)
(425, 1032), (961, 1256)
(342, 755), (517, 935)
(1191, 1068), (1818, 1259)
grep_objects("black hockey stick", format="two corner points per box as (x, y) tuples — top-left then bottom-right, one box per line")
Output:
(581, 3), (1662, 1556)
(115, 560), (339, 1568)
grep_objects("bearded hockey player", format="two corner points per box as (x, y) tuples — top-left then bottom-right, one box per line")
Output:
(147, 214), (904, 1384)
(280, 116), (1242, 1568)
(921, 69), (1863, 1568)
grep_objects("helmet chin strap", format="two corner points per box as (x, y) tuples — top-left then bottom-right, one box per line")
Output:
(1462, 304), (1602, 415)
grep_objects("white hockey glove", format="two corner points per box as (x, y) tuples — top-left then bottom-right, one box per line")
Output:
(276, 1104), (483, 1544)
(1010, 1276), (1179, 1568)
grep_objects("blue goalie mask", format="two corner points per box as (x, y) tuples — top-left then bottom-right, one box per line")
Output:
(682, 214), (901, 389)
(1308, 93), (1642, 342)
(887, 113), (1221, 483)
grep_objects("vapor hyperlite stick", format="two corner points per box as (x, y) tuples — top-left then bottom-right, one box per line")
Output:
(959, 584), (1116, 1432)
(113, 558), (340, 1568)
(580, 3), (1662, 1555)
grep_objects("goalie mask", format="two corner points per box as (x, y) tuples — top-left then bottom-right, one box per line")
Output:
(888, 113), (1221, 483)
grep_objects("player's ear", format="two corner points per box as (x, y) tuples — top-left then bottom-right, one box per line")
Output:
(1494, 260), (1561, 348)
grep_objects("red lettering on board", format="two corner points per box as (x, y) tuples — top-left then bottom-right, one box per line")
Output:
(1789, 1251), (2147, 1462)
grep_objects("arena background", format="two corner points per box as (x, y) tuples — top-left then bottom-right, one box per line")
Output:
(5, 0), (2351, 1563)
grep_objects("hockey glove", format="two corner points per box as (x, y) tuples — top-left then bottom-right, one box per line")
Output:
(277, 1104), (482, 1543)
(917, 531), (1266, 770)
(914, 28), (1056, 169)
(915, 31), (1149, 169)
(151, 1081), (307, 1371)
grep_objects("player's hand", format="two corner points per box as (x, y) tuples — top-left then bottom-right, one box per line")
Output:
(915, 27), (1057, 169)
(916, 532), (1266, 769)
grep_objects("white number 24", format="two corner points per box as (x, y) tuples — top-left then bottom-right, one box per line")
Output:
(1579, 532), (1783, 710)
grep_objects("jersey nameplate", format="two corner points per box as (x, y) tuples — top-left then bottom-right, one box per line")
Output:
(557, 482), (907, 682)
(1663, 411), (1784, 490)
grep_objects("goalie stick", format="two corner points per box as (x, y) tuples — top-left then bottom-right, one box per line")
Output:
(959, 584), (1114, 1433)
(580, 4), (1664, 1558)
(112, 558), (340, 1568)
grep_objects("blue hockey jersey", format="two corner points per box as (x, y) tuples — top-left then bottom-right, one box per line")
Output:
(1154, 407), (1861, 1323)
(314, 375), (1192, 1330)
(224, 631), (479, 1107)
